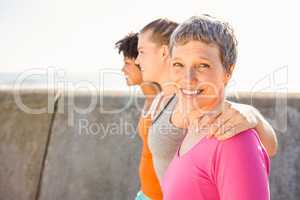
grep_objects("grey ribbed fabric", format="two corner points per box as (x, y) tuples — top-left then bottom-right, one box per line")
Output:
(148, 95), (186, 183)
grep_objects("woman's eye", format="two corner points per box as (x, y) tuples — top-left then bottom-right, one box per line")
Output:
(197, 63), (210, 69)
(172, 62), (184, 67)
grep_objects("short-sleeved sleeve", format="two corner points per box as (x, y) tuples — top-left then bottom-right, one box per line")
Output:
(213, 129), (270, 200)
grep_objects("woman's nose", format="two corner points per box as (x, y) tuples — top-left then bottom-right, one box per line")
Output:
(135, 56), (140, 65)
(184, 68), (198, 83)
(121, 65), (127, 73)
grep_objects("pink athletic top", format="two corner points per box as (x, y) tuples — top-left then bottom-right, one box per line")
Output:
(162, 129), (270, 200)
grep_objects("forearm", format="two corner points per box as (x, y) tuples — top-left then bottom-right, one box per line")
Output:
(254, 109), (278, 157)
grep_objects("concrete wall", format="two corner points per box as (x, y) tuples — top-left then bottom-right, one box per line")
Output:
(0, 89), (299, 200)
(0, 89), (55, 200)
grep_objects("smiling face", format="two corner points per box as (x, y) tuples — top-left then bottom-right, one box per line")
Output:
(121, 57), (142, 86)
(135, 31), (167, 83)
(171, 40), (233, 113)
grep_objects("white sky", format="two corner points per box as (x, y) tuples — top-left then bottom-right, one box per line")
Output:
(0, 0), (298, 91)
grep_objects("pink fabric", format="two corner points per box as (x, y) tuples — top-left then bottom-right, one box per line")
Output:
(162, 129), (270, 200)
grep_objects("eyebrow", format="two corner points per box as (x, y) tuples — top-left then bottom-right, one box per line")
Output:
(197, 56), (211, 61)
(172, 56), (211, 61)
(171, 57), (183, 61)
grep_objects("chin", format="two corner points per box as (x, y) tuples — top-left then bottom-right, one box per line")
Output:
(127, 81), (140, 86)
(125, 79), (132, 86)
(180, 93), (219, 111)
(141, 77), (151, 83)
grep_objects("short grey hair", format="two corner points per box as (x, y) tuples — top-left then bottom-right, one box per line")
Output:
(169, 15), (238, 71)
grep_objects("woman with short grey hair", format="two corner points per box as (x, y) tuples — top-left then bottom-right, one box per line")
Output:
(161, 15), (270, 200)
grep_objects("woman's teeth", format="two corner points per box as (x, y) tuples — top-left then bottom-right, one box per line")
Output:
(181, 88), (204, 96)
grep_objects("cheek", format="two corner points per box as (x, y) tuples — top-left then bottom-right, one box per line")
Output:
(150, 52), (160, 64)
(130, 69), (139, 78)
(139, 54), (147, 62)
(170, 68), (184, 82)
(143, 55), (152, 66)
(170, 73), (181, 88)
(202, 74), (226, 96)
(126, 69), (135, 79)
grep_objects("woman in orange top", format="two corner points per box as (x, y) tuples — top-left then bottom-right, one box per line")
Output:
(138, 101), (163, 200)
(115, 33), (162, 200)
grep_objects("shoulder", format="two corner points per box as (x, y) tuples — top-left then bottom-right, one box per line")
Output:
(151, 93), (175, 121)
(142, 92), (163, 118)
(219, 129), (260, 148)
(214, 129), (269, 165)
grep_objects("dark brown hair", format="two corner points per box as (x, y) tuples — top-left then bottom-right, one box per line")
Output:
(115, 33), (138, 59)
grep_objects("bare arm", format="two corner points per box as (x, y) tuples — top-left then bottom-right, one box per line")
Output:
(253, 108), (278, 157)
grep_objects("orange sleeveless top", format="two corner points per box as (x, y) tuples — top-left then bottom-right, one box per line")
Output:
(138, 114), (163, 200)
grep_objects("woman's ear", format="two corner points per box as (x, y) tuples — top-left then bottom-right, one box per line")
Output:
(160, 45), (170, 60)
(224, 64), (235, 85)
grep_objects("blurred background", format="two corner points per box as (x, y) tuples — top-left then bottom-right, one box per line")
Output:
(0, 0), (298, 92)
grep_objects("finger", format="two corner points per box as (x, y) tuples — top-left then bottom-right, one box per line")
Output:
(215, 120), (240, 140)
(216, 128), (235, 140)
(206, 102), (234, 138)
(216, 123), (250, 140)
(198, 115), (210, 129)
(207, 111), (221, 124)
(210, 109), (237, 137)
(216, 108), (257, 139)
(212, 112), (243, 138)
(205, 112), (222, 138)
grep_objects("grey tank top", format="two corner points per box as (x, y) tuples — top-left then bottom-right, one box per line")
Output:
(148, 94), (186, 183)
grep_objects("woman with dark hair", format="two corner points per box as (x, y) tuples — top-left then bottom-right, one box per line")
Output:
(115, 33), (162, 200)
